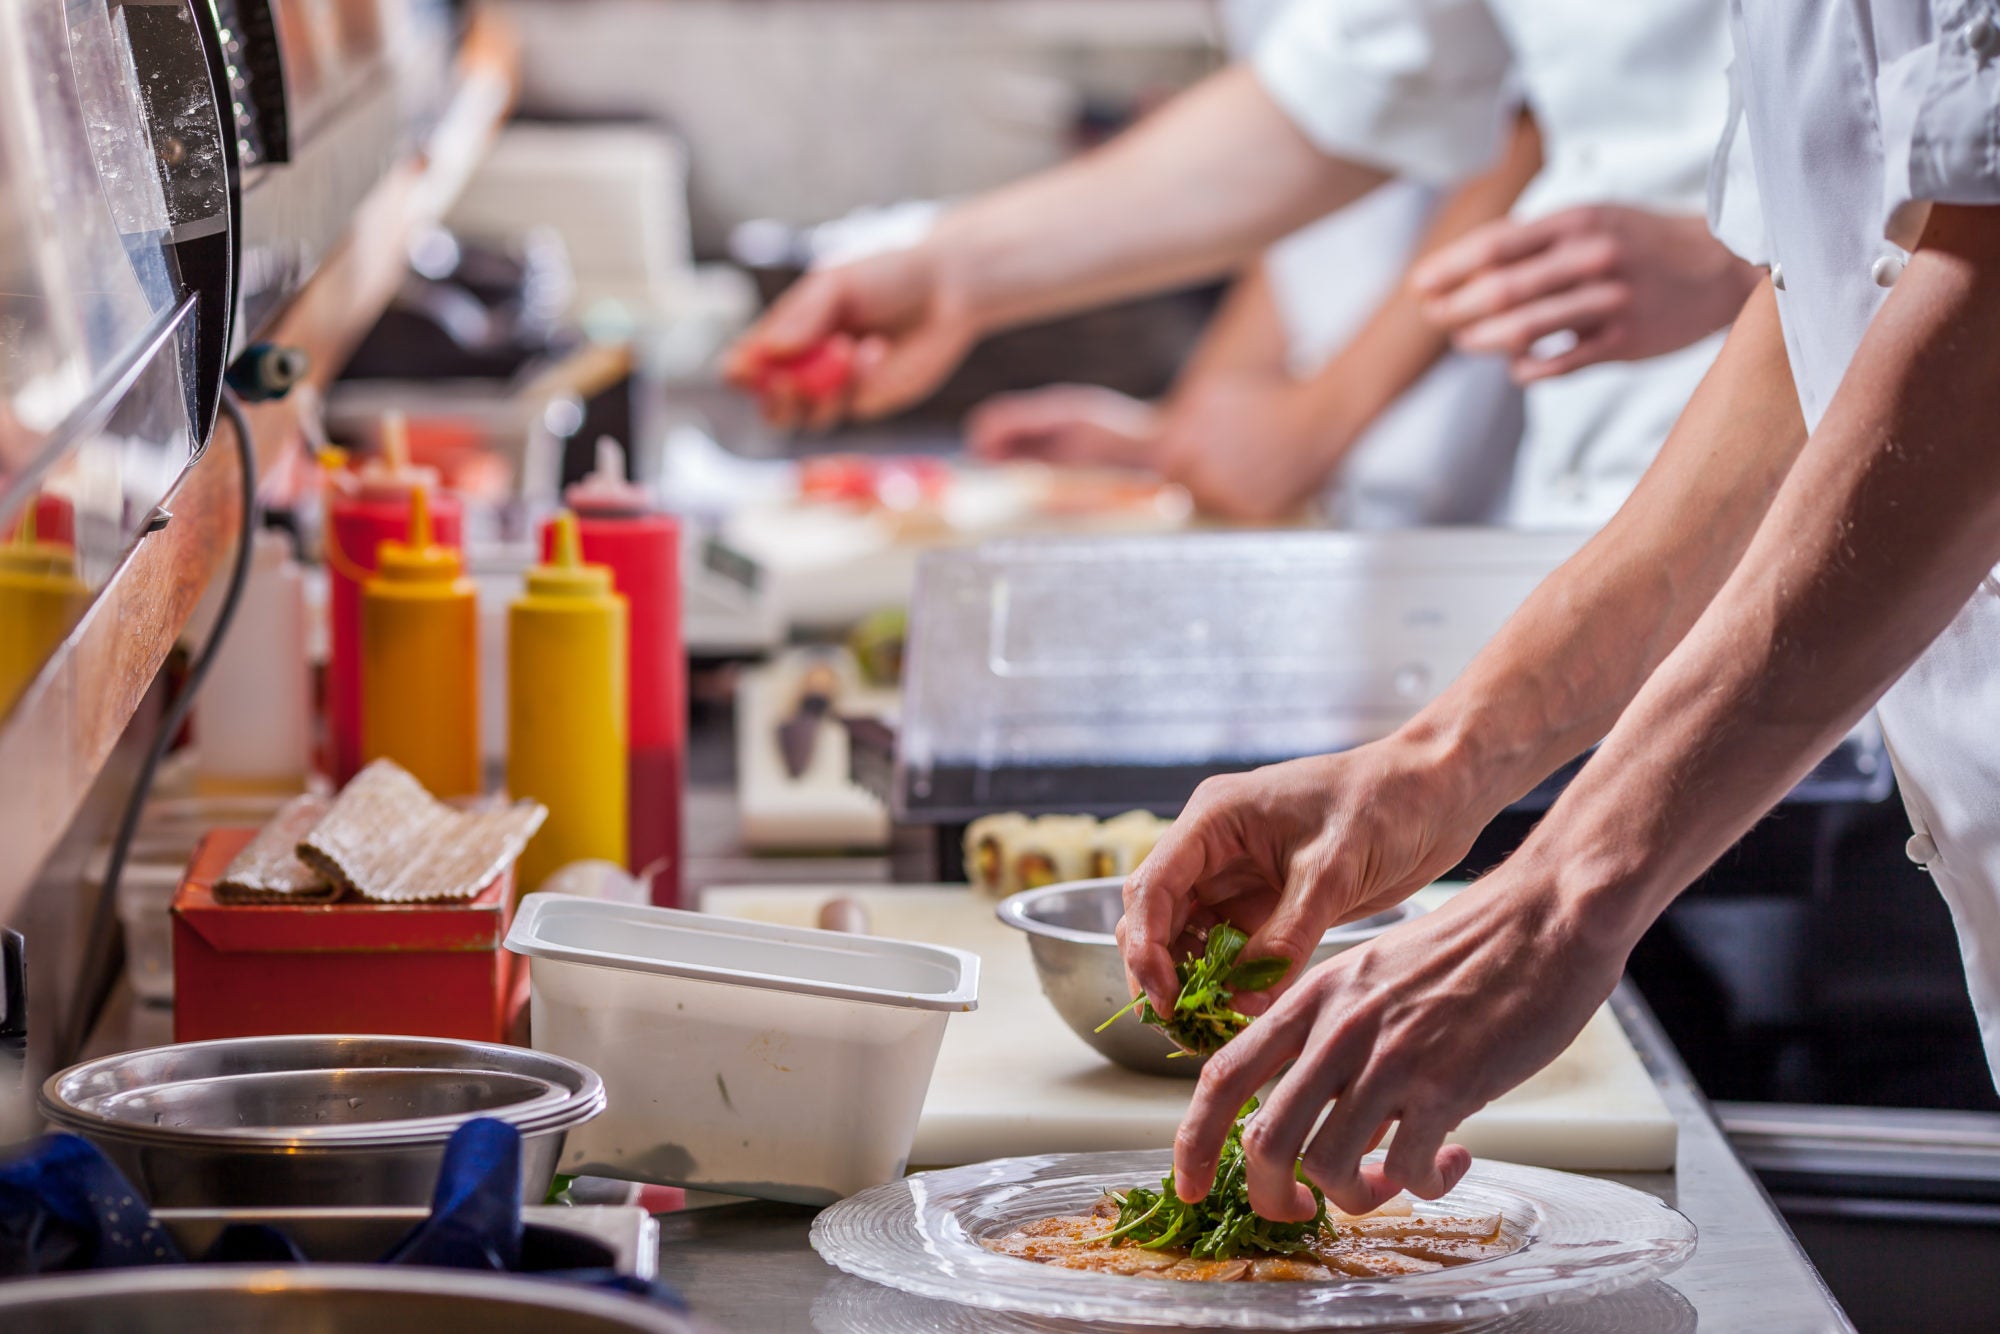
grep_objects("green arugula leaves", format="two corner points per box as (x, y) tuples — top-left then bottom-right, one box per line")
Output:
(1087, 1097), (1331, 1258)
(1096, 923), (1291, 1057)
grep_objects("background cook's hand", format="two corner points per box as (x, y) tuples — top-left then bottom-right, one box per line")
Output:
(969, 373), (1335, 521)
(1170, 871), (1627, 1217)
(1409, 206), (1760, 384)
(1116, 735), (1488, 1019)
(966, 384), (1162, 471)
(725, 243), (980, 430)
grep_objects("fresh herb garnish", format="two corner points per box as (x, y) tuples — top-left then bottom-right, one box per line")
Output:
(1087, 1097), (1330, 1258)
(1096, 923), (1290, 1056)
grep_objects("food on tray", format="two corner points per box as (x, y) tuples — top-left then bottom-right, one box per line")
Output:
(985, 1101), (1510, 1282)
(964, 809), (1171, 897)
(1097, 922), (1289, 1057)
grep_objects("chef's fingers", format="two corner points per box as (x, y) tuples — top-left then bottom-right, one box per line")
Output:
(1422, 232), (1620, 333)
(751, 271), (852, 364)
(848, 330), (964, 422)
(1452, 282), (1626, 360)
(1172, 1000), (1318, 1201)
(1239, 1034), (1354, 1219)
(1408, 213), (1566, 300)
(1122, 816), (1224, 1012)
(1509, 324), (1629, 384)
(1381, 1114), (1471, 1200)
(1298, 1077), (1402, 1216)
(1235, 884), (1333, 1012)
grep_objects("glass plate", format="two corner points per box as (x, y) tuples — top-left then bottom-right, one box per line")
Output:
(810, 1151), (1696, 1330)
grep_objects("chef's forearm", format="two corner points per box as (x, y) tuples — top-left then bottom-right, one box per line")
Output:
(930, 66), (1387, 336)
(1521, 204), (2000, 945)
(1398, 280), (1807, 814)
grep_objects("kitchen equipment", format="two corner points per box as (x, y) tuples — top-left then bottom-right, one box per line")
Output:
(362, 486), (482, 797)
(703, 886), (1679, 1172)
(893, 530), (1892, 822)
(811, 1149), (1696, 1329)
(39, 1034), (605, 1207)
(0, 1266), (698, 1333)
(997, 878), (1426, 1077)
(552, 440), (686, 903)
(511, 510), (628, 893)
(171, 828), (522, 1043)
(735, 649), (895, 852)
(504, 892), (978, 1204)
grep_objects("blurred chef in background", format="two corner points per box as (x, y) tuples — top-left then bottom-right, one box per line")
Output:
(731, 0), (1760, 532)
(1119, 0), (2000, 1231)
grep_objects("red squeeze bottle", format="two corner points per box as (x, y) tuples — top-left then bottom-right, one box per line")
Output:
(325, 417), (465, 784)
(541, 440), (685, 906)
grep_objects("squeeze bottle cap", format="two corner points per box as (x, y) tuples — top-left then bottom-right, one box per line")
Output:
(563, 438), (650, 516)
(0, 504), (78, 580)
(527, 510), (615, 598)
(376, 485), (463, 583)
(352, 412), (443, 501)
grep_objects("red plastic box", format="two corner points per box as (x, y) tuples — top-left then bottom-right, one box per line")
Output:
(171, 829), (522, 1043)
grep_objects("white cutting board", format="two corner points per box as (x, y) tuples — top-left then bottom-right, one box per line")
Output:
(702, 885), (1678, 1173)
(733, 651), (896, 852)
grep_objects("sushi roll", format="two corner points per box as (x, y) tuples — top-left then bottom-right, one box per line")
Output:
(1013, 815), (1098, 890)
(1088, 809), (1169, 879)
(964, 812), (1031, 896)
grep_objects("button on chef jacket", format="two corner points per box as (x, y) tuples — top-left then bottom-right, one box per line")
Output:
(1253, 0), (1734, 530)
(1223, 0), (1525, 528)
(1710, 0), (2000, 1084)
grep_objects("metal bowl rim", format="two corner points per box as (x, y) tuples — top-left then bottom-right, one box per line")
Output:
(41, 1086), (607, 1151)
(41, 1035), (605, 1148)
(995, 877), (1426, 947)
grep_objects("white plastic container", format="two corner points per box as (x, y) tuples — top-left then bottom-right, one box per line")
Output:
(504, 893), (978, 1205)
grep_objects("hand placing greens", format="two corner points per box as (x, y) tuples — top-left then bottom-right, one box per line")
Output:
(1089, 1097), (1330, 1258)
(1096, 923), (1291, 1056)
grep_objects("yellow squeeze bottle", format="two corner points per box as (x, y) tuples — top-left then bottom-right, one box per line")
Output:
(0, 509), (88, 717)
(361, 486), (481, 797)
(508, 510), (627, 893)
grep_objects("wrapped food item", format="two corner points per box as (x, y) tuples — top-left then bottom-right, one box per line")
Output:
(1013, 815), (1097, 891)
(965, 813), (1031, 897)
(1089, 809), (1168, 879)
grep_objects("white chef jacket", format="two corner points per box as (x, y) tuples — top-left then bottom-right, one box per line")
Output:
(1221, 0), (1523, 527)
(1252, 0), (1735, 529)
(1712, 0), (2000, 1084)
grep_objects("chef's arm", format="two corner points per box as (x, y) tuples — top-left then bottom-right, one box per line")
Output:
(933, 66), (1388, 333)
(1393, 276), (1807, 821)
(1519, 203), (2000, 939)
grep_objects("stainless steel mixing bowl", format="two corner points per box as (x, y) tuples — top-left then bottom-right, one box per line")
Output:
(0, 1266), (702, 1332)
(996, 877), (1427, 1077)
(40, 1035), (606, 1206)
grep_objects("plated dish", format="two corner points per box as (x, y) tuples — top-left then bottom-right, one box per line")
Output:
(811, 1150), (1696, 1329)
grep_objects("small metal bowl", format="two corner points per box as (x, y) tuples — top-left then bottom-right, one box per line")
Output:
(0, 1266), (699, 1332)
(996, 878), (1427, 1078)
(41, 1035), (606, 1207)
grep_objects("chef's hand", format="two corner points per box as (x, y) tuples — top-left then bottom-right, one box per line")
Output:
(1171, 868), (1626, 1216)
(966, 384), (1162, 471)
(1410, 206), (1760, 384)
(725, 243), (979, 430)
(970, 374), (1335, 521)
(1117, 735), (1490, 1017)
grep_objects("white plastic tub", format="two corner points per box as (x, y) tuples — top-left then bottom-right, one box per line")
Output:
(504, 893), (978, 1205)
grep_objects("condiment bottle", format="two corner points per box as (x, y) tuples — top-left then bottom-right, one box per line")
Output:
(325, 413), (463, 783)
(511, 509), (627, 893)
(361, 485), (481, 797)
(0, 504), (87, 717)
(543, 439), (684, 905)
(193, 530), (312, 793)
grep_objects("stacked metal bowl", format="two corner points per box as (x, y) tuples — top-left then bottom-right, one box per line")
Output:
(40, 1035), (605, 1206)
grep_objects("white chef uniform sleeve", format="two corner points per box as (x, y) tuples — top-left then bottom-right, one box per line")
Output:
(1251, 0), (1515, 186)
(1876, 1), (2000, 250)
(1706, 57), (1772, 267)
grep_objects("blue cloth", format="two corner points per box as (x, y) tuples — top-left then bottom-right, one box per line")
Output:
(383, 1117), (523, 1270)
(0, 1133), (183, 1275)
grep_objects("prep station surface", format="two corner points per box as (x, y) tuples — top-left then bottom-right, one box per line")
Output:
(653, 724), (1853, 1333)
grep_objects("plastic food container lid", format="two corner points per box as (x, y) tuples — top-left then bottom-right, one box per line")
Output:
(506, 893), (980, 1013)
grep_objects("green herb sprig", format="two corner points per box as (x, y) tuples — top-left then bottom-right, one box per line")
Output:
(1096, 923), (1290, 1057)
(1087, 1098), (1330, 1258)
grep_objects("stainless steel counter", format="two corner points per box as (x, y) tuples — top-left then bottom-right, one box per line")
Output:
(649, 963), (1849, 1328)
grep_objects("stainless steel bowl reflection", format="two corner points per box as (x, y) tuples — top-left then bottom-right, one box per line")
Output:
(996, 878), (1426, 1078)
(40, 1035), (606, 1206)
(0, 1266), (700, 1333)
